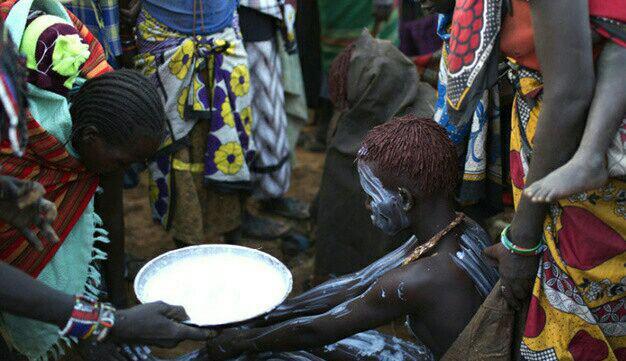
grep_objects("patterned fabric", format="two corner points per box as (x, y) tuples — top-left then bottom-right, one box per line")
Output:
(134, 9), (254, 227)
(63, 0), (122, 62)
(509, 66), (626, 361)
(239, 0), (297, 53)
(0, 20), (28, 156)
(0, 0), (110, 277)
(246, 39), (290, 199)
(239, 0), (282, 19)
(0, 116), (98, 277)
(591, 17), (626, 48)
(443, 0), (502, 126)
(434, 14), (502, 206)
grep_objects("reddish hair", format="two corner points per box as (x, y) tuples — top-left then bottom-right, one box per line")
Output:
(357, 115), (459, 197)
(328, 42), (356, 111)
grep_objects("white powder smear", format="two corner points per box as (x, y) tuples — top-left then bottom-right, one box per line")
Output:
(141, 253), (290, 325)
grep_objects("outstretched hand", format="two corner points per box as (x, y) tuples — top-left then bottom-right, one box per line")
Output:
(0, 176), (58, 251)
(483, 243), (539, 311)
(111, 302), (212, 348)
(203, 328), (248, 361)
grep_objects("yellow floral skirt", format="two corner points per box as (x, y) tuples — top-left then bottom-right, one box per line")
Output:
(134, 9), (255, 232)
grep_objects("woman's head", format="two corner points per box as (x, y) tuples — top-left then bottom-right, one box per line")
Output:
(356, 115), (458, 234)
(70, 69), (165, 174)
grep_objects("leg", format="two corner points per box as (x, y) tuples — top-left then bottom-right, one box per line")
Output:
(525, 42), (626, 202)
(309, 330), (434, 361)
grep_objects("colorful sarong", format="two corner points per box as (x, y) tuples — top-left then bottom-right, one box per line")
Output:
(246, 39), (291, 199)
(317, 0), (399, 73)
(434, 14), (503, 206)
(509, 66), (626, 361)
(63, 0), (122, 64)
(134, 9), (254, 227)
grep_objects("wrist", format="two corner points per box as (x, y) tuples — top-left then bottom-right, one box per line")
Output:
(59, 295), (116, 342)
(508, 223), (541, 249)
(501, 225), (545, 256)
(229, 329), (255, 355)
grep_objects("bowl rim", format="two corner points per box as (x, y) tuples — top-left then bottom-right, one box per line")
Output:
(133, 244), (294, 327)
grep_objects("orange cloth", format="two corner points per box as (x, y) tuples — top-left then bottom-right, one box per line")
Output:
(500, 0), (626, 71)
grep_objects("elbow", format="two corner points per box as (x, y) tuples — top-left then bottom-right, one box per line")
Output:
(544, 78), (594, 113)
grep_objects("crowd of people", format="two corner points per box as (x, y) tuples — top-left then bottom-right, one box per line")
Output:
(0, 0), (623, 360)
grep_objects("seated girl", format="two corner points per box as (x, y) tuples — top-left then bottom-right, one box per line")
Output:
(201, 115), (499, 361)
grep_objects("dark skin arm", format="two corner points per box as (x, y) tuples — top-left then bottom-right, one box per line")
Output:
(118, 0), (140, 67)
(257, 236), (419, 326)
(0, 261), (74, 327)
(484, 0), (594, 308)
(95, 172), (127, 308)
(204, 263), (429, 360)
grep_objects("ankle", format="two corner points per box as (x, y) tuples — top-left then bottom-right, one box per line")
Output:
(572, 149), (606, 168)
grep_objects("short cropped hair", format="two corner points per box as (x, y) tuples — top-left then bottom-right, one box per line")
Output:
(357, 114), (458, 197)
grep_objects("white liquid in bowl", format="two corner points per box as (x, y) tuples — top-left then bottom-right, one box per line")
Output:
(140, 252), (290, 326)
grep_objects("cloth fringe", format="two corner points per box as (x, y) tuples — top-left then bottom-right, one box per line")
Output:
(28, 217), (110, 361)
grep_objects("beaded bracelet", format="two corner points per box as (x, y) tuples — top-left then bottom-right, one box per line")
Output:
(59, 295), (116, 342)
(500, 225), (546, 256)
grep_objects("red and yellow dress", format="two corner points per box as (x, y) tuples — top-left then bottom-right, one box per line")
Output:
(500, 1), (626, 359)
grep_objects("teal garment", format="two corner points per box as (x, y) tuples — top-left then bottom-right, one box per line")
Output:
(0, 2), (105, 360)
(0, 201), (108, 361)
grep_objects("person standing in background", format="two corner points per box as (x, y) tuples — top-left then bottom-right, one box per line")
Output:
(123, 0), (262, 244)
(238, 0), (310, 227)
(308, 0), (397, 152)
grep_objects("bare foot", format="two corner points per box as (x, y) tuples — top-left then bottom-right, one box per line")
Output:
(524, 153), (608, 203)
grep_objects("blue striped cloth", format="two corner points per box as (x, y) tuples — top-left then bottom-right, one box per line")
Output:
(64, 0), (122, 66)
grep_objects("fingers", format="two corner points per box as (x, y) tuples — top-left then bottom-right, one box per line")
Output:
(36, 200), (59, 244)
(482, 244), (500, 266)
(161, 304), (190, 322)
(39, 199), (58, 221)
(0, 176), (21, 200)
(40, 223), (59, 244)
(17, 181), (45, 209)
(19, 226), (44, 252)
(174, 324), (213, 342)
(499, 281), (521, 311)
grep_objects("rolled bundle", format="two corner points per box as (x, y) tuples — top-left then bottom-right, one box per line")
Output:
(20, 14), (90, 95)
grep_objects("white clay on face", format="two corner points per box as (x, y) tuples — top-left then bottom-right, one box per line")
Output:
(357, 160), (410, 235)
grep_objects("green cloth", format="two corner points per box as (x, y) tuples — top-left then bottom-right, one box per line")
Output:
(20, 15), (71, 69)
(0, 3), (103, 360)
(318, 0), (399, 72)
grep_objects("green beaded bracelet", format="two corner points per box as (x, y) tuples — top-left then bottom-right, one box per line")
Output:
(500, 225), (546, 256)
